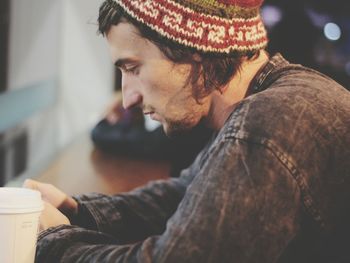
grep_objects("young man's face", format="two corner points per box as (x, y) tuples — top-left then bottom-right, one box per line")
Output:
(106, 22), (210, 136)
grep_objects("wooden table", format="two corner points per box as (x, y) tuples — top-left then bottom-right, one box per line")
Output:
(34, 135), (171, 196)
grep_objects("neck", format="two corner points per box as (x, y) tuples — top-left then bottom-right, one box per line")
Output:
(205, 50), (269, 131)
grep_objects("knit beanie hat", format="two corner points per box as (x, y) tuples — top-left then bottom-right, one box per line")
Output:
(111, 0), (268, 54)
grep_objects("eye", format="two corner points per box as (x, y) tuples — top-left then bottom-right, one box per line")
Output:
(122, 64), (140, 75)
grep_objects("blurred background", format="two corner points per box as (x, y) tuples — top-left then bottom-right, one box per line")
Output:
(0, 0), (349, 187)
(0, 0), (113, 186)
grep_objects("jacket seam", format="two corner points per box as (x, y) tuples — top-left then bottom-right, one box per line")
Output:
(222, 132), (326, 229)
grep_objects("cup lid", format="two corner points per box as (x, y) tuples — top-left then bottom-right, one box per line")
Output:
(0, 187), (44, 213)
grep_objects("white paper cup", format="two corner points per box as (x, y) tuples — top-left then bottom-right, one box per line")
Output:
(0, 187), (44, 263)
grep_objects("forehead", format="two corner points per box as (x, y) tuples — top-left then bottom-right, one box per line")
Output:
(106, 22), (160, 62)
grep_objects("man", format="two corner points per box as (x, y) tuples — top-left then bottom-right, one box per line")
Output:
(25, 0), (350, 262)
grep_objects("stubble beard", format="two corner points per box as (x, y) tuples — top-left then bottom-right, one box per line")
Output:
(162, 113), (201, 137)
(159, 85), (206, 137)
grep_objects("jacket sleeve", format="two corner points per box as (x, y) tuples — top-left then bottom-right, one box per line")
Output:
(36, 139), (302, 263)
(69, 163), (196, 243)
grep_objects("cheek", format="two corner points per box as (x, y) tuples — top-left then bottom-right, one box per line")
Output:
(139, 61), (193, 109)
(137, 74), (165, 110)
(139, 70), (171, 99)
(142, 59), (182, 89)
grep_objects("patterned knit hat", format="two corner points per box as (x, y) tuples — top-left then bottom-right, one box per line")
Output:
(112, 0), (268, 54)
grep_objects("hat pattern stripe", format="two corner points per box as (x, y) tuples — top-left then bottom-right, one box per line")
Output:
(114, 0), (267, 53)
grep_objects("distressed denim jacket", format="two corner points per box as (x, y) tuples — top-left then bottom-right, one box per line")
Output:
(36, 54), (350, 263)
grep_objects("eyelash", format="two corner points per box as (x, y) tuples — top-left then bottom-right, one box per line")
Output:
(122, 65), (139, 75)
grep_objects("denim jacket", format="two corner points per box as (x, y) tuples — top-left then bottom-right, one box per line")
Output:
(36, 54), (350, 263)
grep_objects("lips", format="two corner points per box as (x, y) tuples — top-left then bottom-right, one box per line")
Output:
(144, 111), (161, 121)
(150, 113), (161, 121)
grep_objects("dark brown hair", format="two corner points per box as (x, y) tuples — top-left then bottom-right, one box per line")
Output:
(98, 0), (258, 100)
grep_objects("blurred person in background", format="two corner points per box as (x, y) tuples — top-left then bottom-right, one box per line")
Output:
(91, 94), (212, 177)
(25, 0), (350, 262)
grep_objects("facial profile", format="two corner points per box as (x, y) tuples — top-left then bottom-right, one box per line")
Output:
(106, 22), (210, 136)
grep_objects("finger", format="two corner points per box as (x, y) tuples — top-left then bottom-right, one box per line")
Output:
(23, 179), (39, 190)
(39, 202), (70, 231)
(23, 179), (48, 195)
(23, 179), (50, 201)
(44, 201), (56, 211)
(106, 113), (120, 124)
(105, 103), (124, 122)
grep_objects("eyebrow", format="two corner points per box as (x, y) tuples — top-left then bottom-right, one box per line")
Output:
(114, 58), (139, 68)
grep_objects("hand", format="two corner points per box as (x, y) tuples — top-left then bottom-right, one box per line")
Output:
(39, 201), (70, 232)
(105, 93), (124, 124)
(104, 93), (144, 126)
(23, 179), (78, 218)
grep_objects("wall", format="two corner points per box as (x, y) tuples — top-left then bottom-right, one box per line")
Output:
(1, 0), (114, 185)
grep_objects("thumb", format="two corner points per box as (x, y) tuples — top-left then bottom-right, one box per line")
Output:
(23, 179), (39, 190)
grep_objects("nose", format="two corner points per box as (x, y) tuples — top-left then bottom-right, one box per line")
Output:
(121, 76), (143, 109)
(122, 92), (142, 109)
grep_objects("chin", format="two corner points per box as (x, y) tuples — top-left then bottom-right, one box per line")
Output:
(162, 120), (196, 138)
